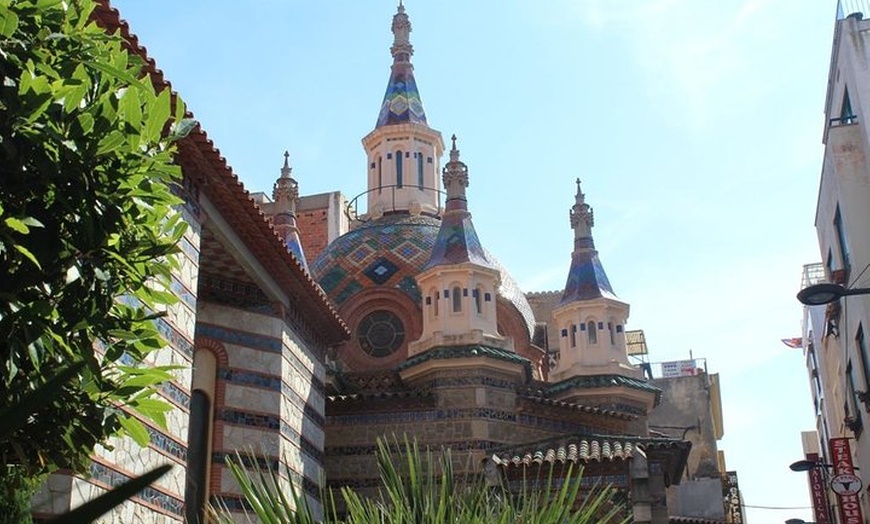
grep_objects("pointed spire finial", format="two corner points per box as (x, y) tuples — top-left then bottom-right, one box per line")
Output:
(443, 133), (468, 210)
(574, 178), (586, 205)
(569, 178), (594, 248)
(274, 151), (299, 208)
(281, 151), (292, 178)
(450, 134), (460, 162)
(391, 0), (413, 62)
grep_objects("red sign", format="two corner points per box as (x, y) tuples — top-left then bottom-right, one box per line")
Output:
(829, 438), (864, 524)
(806, 453), (831, 524)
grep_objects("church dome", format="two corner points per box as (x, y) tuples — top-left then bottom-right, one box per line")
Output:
(310, 213), (536, 339)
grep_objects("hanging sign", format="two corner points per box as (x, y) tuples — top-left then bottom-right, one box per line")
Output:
(829, 437), (864, 524)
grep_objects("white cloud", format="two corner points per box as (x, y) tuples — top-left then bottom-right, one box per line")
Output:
(561, 0), (777, 128)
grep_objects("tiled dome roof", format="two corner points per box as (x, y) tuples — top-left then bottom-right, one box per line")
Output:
(310, 213), (536, 337)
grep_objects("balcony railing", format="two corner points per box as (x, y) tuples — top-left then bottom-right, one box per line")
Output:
(344, 184), (447, 224)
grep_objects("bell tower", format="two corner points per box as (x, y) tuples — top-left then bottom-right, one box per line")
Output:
(361, 3), (445, 219)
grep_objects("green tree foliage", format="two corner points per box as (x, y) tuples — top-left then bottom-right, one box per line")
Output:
(213, 437), (629, 524)
(0, 0), (190, 485)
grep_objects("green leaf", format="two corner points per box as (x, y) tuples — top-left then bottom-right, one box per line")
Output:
(117, 415), (150, 447)
(5, 217), (30, 234)
(144, 87), (171, 143)
(48, 465), (171, 524)
(13, 244), (41, 269)
(0, 5), (18, 38)
(96, 131), (125, 155)
(83, 59), (149, 93)
(119, 84), (141, 130)
(0, 363), (85, 441)
(35, 0), (64, 8)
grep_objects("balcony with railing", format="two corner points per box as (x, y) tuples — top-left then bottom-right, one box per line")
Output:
(344, 184), (446, 224)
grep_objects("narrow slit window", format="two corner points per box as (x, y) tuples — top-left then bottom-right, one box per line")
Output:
(452, 286), (462, 312)
(587, 321), (597, 345)
(396, 150), (403, 188)
(417, 152), (424, 188)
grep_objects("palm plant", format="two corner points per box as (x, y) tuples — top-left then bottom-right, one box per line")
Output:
(212, 436), (629, 524)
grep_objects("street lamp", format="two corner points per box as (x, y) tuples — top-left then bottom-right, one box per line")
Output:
(789, 459), (832, 472)
(789, 459), (834, 524)
(797, 282), (870, 305)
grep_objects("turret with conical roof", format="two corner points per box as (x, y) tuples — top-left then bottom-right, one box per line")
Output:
(560, 179), (617, 303)
(410, 136), (508, 357)
(272, 151), (308, 271)
(361, 3), (444, 220)
(549, 180), (632, 381)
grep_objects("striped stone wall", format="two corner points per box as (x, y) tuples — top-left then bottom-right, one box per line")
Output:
(33, 204), (201, 523)
(197, 301), (328, 518)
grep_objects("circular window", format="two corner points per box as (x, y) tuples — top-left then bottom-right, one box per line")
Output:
(357, 310), (405, 358)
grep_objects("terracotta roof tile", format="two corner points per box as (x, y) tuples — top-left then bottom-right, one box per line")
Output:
(492, 438), (637, 468)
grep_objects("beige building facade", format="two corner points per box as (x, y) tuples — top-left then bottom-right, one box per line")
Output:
(798, 5), (870, 522)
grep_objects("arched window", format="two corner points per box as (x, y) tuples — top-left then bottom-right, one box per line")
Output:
(417, 152), (424, 188)
(474, 287), (483, 314)
(452, 286), (462, 312)
(395, 150), (403, 188)
(587, 321), (597, 345)
(609, 322), (615, 345)
(378, 156), (383, 194)
(569, 324), (576, 348)
(432, 289), (439, 317)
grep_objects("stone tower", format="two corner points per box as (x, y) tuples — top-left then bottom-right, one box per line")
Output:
(410, 136), (511, 356)
(360, 2), (445, 219)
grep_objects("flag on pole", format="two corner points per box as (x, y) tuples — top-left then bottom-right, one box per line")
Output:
(781, 337), (803, 349)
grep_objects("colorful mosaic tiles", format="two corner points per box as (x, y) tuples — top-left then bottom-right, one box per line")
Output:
(155, 317), (194, 360)
(377, 69), (427, 128)
(397, 344), (532, 375)
(146, 425), (188, 463)
(560, 250), (617, 304)
(424, 214), (491, 270)
(311, 214), (437, 307)
(310, 214), (537, 337)
(89, 461), (183, 516)
(195, 323), (282, 353)
(218, 408), (323, 463)
(219, 367), (325, 426)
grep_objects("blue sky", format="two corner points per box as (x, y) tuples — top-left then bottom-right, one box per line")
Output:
(112, 0), (835, 520)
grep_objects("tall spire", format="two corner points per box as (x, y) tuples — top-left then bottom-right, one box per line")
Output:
(272, 151), (308, 271)
(424, 136), (489, 269)
(376, 3), (428, 127)
(560, 179), (616, 304)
